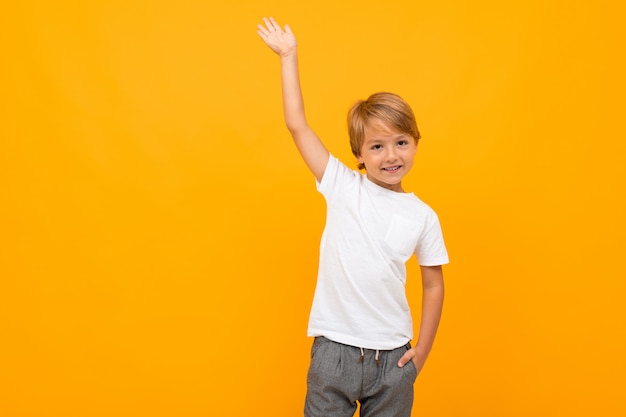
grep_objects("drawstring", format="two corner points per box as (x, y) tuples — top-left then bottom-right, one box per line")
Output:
(358, 347), (381, 366)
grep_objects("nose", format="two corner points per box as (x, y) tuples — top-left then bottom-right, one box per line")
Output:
(385, 147), (398, 162)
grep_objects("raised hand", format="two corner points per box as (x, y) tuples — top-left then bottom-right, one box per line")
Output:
(257, 17), (297, 57)
(256, 16), (330, 181)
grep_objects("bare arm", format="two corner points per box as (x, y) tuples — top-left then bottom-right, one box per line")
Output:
(397, 265), (445, 374)
(257, 17), (329, 181)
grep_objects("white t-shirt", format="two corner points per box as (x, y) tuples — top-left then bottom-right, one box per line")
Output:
(307, 155), (449, 350)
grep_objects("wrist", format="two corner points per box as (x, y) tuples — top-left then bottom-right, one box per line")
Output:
(413, 343), (431, 356)
(280, 49), (298, 60)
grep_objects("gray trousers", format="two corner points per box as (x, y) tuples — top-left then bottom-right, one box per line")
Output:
(305, 337), (418, 417)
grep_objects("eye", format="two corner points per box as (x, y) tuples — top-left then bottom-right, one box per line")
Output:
(397, 140), (409, 146)
(371, 144), (383, 150)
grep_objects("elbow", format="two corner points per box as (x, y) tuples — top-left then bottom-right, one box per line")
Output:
(285, 121), (310, 137)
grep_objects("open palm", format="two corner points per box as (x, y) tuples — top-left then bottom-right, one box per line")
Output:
(257, 17), (297, 57)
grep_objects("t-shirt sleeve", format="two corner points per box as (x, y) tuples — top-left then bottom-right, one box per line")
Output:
(415, 209), (449, 266)
(316, 154), (357, 201)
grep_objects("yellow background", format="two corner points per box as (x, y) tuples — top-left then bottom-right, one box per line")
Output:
(2, 0), (625, 416)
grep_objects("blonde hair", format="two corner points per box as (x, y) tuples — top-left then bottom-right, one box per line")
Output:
(347, 92), (421, 170)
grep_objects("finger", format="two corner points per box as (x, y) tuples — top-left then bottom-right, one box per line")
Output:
(262, 17), (272, 30)
(257, 25), (269, 42)
(269, 16), (280, 30)
(284, 24), (293, 35)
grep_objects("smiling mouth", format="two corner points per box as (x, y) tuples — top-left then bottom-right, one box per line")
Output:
(382, 166), (401, 173)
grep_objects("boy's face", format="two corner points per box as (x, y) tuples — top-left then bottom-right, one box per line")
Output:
(357, 119), (418, 192)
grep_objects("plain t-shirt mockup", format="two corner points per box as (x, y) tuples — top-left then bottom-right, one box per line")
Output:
(307, 155), (449, 350)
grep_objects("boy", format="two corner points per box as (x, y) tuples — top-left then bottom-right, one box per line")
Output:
(257, 17), (449, 417)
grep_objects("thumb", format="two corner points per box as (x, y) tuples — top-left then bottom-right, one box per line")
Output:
(397, 350), (414, 368)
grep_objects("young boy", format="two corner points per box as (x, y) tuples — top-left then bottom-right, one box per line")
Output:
(257, 17), (449, 417)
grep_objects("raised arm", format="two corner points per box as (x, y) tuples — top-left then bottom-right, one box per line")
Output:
(257, 17), (329, 182)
